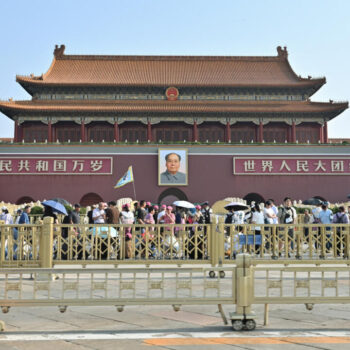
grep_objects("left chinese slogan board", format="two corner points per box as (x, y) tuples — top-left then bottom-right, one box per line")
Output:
(0, 157), (113, 175)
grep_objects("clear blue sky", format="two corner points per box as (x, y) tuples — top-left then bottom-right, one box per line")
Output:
(0, 0), (349, 138)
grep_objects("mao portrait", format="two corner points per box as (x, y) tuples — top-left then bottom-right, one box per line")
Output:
(158, 149), (188, 186)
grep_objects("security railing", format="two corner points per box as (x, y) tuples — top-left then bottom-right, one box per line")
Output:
(1, 218), (350, 268)
(1, 255), (350, 331)
(222, 223), (350, 263)
(53, 223), (212, 265)
(0, 223), (42, 267)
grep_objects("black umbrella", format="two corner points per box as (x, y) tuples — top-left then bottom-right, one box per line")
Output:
(224, 202), (249, 211)
(302, 198), (323, 206)
(50, 198), (70, 206)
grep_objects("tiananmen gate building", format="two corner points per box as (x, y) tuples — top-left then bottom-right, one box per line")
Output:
(0, 45), (348, 206)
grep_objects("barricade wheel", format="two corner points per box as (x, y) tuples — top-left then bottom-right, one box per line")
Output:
(209, 271), (216, 278)
(231, 320), (244, 331)
(219, 271), (225, 278)
(244, 319), (256, 331)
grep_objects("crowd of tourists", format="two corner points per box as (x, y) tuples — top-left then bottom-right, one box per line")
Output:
(1, 197), (350, 260)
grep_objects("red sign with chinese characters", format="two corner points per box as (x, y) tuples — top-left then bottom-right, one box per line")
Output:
(0, 157), (113, 175)
(233, 157), (350, 175)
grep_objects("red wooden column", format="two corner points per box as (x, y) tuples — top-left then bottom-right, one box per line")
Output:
(147, 121), (152, 142)
(319, 124), (324, 143)
(17, 123), (23, 142)
(226, 122), (231, 142)
(291, 121), (296, 143)
(258, 122), (264, 143)
(14, 120), (18, 142)
(193, 121), (198, 141)
(80, 120), (86, 142)
(114, 122), (119, 142)
(48, 121), (52, 142)
(323, 121), (328, 143)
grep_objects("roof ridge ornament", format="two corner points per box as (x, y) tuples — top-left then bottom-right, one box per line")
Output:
(277, 46), (288, 59)
(54, 44), (66, 58)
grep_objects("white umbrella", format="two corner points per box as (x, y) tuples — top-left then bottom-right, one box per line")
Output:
(224, 202), (249, 211)
(173, 200), (195, 209)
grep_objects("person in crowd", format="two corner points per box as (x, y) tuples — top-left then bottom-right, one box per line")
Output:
(120, 203), (134, 258)
(233, 209), (245, 225)
(61, 204), (82, 260)
(157, 204), (167, 224)
(105, 201), (120, 224)
(133, 201), (139, 219)
(251, 203), (264, 254)
(16, 206), (31, 260)
(15, 209), (22, 224)
(1, 207), (13, 224)
(318, 202), (333, 252)
(145, 201), (151, 213)
(19, 205), (31, 225)
(161, 206), (175, 231)
(0, 206), (7, 221)
(43, 205), (59, 224)
(201, 201), (212, 224)
(332, 206), (349, 257)
(225, 207), (235, 224)
(264, 200), (276, 224)
(92, 202), (106, 224)
(319, 202), (333, 224)
(1, 207), (14, 259)
(303, 208), (313, 241)
(86, 205), (96, 225)
(144, 206), (156, 243)
(13, 209), (22, 256)
(268, 199), (279, 224)
(135, 200), (147, 226)
(195, 205), (204, 224)
(312, 202), (322, 223)
(153, 205), (159, 223)
(278, 197), (297, 257)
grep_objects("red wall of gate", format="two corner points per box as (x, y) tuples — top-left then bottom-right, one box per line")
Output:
(0, 153), (348, 205)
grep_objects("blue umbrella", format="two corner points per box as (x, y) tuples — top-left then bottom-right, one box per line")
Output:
(42, 200), (68, 215)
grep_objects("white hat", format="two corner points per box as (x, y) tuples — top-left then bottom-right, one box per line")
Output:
(1, 206), (7, 211)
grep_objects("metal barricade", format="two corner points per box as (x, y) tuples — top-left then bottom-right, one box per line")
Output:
(52, 223), (213, 266)
(1, 219), (350, 269)
(221, 223), (350, 264)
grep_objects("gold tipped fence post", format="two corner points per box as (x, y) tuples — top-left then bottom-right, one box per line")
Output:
(210, 216), (218, 267)
(217, 217), (225, 267)
(345, 226), (350, 259)
(40, 217), (54, 268)
(0, 220), (5, 267)
(230, 253), (256, 328)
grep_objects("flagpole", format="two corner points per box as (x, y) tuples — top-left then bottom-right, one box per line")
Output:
(132, 180), (137, 200)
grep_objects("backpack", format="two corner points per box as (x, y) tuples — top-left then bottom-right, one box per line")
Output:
(334, 213), (346, 224)
(281, 207), (294, 224)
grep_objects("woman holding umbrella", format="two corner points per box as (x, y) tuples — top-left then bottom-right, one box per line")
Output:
(43, 205), (59, 224)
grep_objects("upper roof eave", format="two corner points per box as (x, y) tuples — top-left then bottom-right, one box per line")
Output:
(0, 99), (347, 114)
(15, 76), (326, 89)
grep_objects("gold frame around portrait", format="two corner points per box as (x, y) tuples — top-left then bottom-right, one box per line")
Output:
(158, 148), (188, 186)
